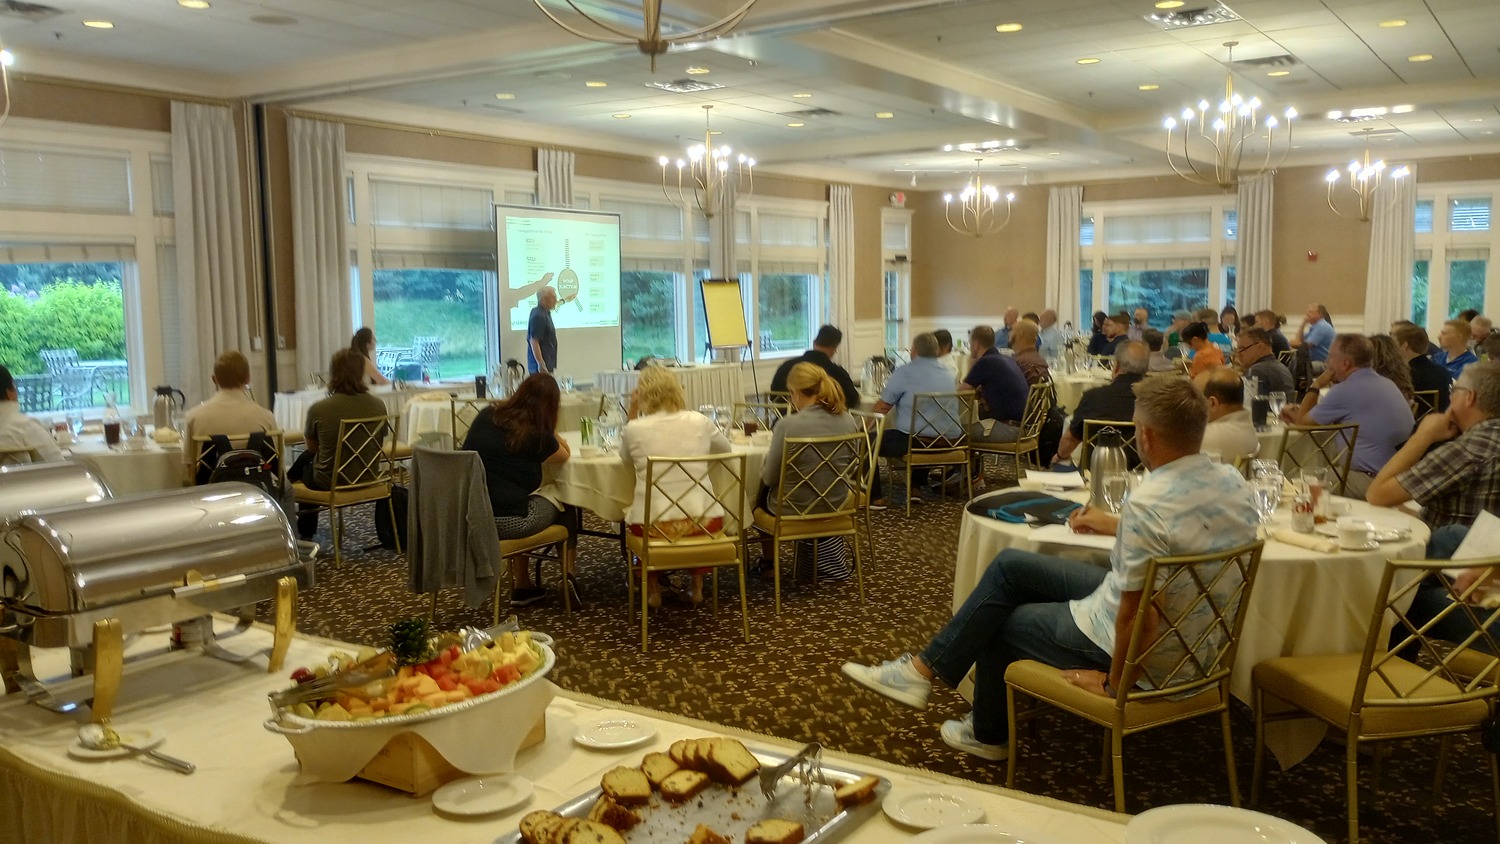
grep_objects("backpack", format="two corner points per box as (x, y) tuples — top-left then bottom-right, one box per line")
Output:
(204, 432), (281, 501)
(374, 485), (409, 550)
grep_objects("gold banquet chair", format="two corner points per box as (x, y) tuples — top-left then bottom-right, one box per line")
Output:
(970, 381), (1053, 481)
(1251, 556), (1500, 844)
(1412, 389), (1442, 420)
(450, 397), (490, 448)
(1007, 540), (1266, 813)
(1276, 422), (1358, 496)
(291, 414), (401, 566)
(1078, 419), (1138, 479)
(752, 432), (868, 615)
(188, 430), (286, 491)
(849, 409), (887, 567)
(625, 452), (750, 652)
(900, 391), (977, 517)
(732, 400), (788, 433)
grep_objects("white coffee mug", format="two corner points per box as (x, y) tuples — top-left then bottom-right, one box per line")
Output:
(1336, 516), (1375, 549)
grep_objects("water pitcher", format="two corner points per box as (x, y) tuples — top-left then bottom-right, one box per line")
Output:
(1088, 432), (1129, 511)
(152, 385), (186, 431)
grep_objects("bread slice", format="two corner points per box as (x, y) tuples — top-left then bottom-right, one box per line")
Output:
(520, 810), (562, 844)
(668, 739), (693, 767)
(746, 819), (805, 844)
(688, 824), (732, 844)
(703, 737), (760, 785)
(834, 775), (880, 808)
(587, 795), (642, 831)
(659, 769), (712, 803)
(685, 738), (710, 769)
(551, 818), (583, 844)
(600, 766), (652, 806)
(563, 819), (629, 844)
(641, 751), (681, 788)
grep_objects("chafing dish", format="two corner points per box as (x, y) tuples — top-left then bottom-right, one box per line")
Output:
(0, 462), (112, 603)
(0, 483), (311, 721)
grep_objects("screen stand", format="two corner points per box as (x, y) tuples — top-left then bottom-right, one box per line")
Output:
(707, 345), (757, 401)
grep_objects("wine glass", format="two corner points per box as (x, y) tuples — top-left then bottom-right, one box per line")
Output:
(1102, 472), (1129, 514)
(1267, 391), (1287, 423)
(1252, 476), (1282, 526)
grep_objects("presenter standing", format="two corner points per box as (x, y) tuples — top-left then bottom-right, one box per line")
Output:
(528, 286), (560, 375)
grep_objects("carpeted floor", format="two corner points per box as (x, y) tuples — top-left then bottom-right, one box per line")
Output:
(268, 472), (1499, 844)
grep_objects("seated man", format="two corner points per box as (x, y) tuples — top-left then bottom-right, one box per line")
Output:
(770, 324), (860, 410)
(1183, 322), (1224, 378)
(963, 325), (1028, 445)
(184, 350), (277, 479)
(1392, 323), (1451, 411)
(1284, 333), (1414, 499)
(1088, 313), (1127, 357)
(0, 365), (64, 463)
(1165, 310), (1192, 355)
(1234, 327), (1295, 396)
(1037, 310), (1065, 359)
(1008, 320), (1050, 386)
(1051, 341), (1148, 468)
(1195, 366), (1259, 463)
(1434, 318), (1480, 381)
(842, 377), (1258, 759)
(870, 333), (967, 508)
(1142, 329), (1176, 372)
(1292, 302), (1335, 372)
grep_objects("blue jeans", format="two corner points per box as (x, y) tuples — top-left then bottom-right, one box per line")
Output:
(921, 549), (1112, 745)
(1392, 524), (1500, 658)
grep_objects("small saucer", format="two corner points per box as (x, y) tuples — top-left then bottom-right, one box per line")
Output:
(1338, 539), (1380, 552)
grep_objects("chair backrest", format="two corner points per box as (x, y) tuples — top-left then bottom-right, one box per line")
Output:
(906, 391), (975, 450)
(1357, 557), (1500, 711)
(412, 336), (442, 366)
(310, 371), (329, 387)
(1118, 540), (1266, 703)
(638, 452), (748, 549)
(191, 430), (284, 489)
(1079, 419), (1139, 475)
(1412, 389), (1441, 419)
(731, 401), (787, 432)
(1017, 382), (1054, 441)
(450, 397), (491, 447)
(850, 409), (888, 502)
(330, 415), (397, 489)
(1277, 423), (1359, 495)
(0, 446), (41, 466)
(13, 374), (54, 413)
(39, 349), (79, 373)
(762, 390), (793, 413)
(1276, 349), (1296, 367)
(771, 432), (867, 521)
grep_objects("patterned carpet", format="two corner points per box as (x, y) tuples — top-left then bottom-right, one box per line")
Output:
(268, 469), (1499, 844)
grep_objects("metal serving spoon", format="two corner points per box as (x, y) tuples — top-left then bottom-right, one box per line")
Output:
(77, 724), (196, 774)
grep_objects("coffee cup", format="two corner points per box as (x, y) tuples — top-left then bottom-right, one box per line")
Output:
(1336, 516), (1375, 549)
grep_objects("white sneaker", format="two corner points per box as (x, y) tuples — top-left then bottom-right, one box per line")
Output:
(940, 712), (1009, 761)
(841, 653), (932, 710)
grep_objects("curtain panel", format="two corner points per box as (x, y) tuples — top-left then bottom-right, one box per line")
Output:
(171, 101), (253, 404)
(536, 147), (575, 208)
(828, 185), (856, 355)
(1365, 165), (1418, 334)
(1235, 174), (1273, 311)
(288, 116), (352, 385)
(709, 180), (737, 279)
(1045, 185), (1083, 323)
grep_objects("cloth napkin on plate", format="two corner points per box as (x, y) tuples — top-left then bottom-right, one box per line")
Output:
(1269, 527), (1339, 554)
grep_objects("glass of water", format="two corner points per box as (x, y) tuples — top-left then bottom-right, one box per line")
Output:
(1252, 475), (1282, 525)
(1267, 391), (1287, 423)
(1102, 471), (1129, 514)
(561, 374), (575, 394)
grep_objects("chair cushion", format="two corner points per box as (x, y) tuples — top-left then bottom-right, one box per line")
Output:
(291, 481), (389, 506)
(499, 524), (570, 556)
(971, 438), (1037, 455)
(1253, 653), (1492, 736)
(1006, 659), (1225, 731)
(751, 508), (856, 539)
(910, 449), (966, 465)
(625, 533), (740, 569)
(385, 443), (414, 460)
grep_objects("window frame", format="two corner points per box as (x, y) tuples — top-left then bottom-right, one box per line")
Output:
(1413, 180), (1499, 333)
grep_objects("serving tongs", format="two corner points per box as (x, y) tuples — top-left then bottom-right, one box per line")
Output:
(268, 650), (397, 715)
(759, 741), (823, 802)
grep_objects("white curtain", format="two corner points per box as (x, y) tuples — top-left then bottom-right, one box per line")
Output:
(828, 185), (856, 351)
(537, 148), (575, 208)
(708, 180), (737, 278)
(1236, 173), (1274, 311)
(1045, 185), (1083, 322)
(288, 116), (351, 385)
(1365, 164), (1418, 332)
(171, 101), (253, 404)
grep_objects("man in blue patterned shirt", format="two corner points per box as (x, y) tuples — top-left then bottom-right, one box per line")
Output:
(842, 378), (1259, 760)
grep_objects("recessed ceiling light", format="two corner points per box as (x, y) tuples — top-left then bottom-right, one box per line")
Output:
(1138, 84), (1160, 91)
(1155, 1), (1184, 8)
(585, 81), (608, 87)
(0, 49), (13, 67)
(875, 112), (894, 119)
(1076, 57), (1101, 65)
(1267, 70), (1291, 77)
(1379, 19), (1406, 27)
(787, 122), (804, 128)
(792, 92), (812, 98)
(1407, 54), (1433, 62)
(177, 0), (210, 8)
(1469, 118), (1486, 123)
(82, 20), (114, 28)
(685, 66), (710, 75)
(1048, 152), (1061, 156)
(495, 93), (516, 100)
(612, 113), (630, 119)
(708, 130), (722, 135)
(1391, 104), (1415, 114)
(995, 22), (1022, 32)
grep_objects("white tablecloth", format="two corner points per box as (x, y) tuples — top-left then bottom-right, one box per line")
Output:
(953, 490), (1428, 769)
(406, 393), (597, 446)
(595, 365), (746, 411)
(66, 439), (184, 494)
(1052, 373), (1110, 412)
(0, 622), (1129, 844)
(273, 385), (477, 441)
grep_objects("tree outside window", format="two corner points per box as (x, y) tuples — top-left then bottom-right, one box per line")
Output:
(1411, 260), (1430, 326)
(757, 272), (816, 354)
(0, 261), (130, 411)
(1449, 259), (1487, 317)
(621, 269), (680, 365)
(1106, 269), (1209, 326)
(372, 268), (488, 378)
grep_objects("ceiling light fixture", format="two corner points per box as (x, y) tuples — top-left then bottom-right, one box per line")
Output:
(1379, 19), (1406, 27)
(1267, 70), (1290, 77)
(177, 0), (211, 8)
(1148, 4), (1239, 27)
(875, 112), (894, 119)
(1325, 128), (1409, 223)
(532, 0), (756, 72)
(495, 93), (516, 100)
(82, 20), (113, 28)
(943, 158), (1016, 238)
(1076, 57), (1101, 65)
(1407, 54), (1433, 62)
(1139, 84), (1160, 91)
(1162, 41), (1296, 188)
(1155, 0), (1184, 7)
(685, 66), (710, 74)
(0, 49), (12, 67)
(585, 81), (608, 87)
(786, 122), (804, 127)
(658, 105), (753, 219)
(995, 22), (1022, 32)
(613, 113), (631, 119)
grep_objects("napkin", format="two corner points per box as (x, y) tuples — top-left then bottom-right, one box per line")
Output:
(1269, 528), (1338, 554)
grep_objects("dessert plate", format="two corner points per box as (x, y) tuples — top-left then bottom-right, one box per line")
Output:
(432, 773), (533, 817)
(1126, 804), (1327, 844)
(67, 727), (163, 760)
(572, 716), (657, 750)
(882, 791), (985, 829)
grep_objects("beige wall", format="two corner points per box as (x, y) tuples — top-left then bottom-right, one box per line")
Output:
(1270, 164), (1371, 316)
(909, 185), (1049, 317)
(851, 185), (888, 321)
(9, 76), (171, 132)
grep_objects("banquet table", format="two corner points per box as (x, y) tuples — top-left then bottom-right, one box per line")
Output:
(0, 621), (1129, 844)
(1051, 372), (1111, 412)
(66, 438), (184, 495)
(405, 392), (597, 446)
(953, 488), (1428, 769)
(274, 384), (478, 446)
(594, 365), (746, 412)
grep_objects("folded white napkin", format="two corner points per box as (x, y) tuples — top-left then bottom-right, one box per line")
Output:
(1269, 527), (1338, 554)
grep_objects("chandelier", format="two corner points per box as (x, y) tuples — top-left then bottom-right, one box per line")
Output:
(531, 0), (757, 72)
(943, 159), (1015, 238)
(1325, 129), (1410, 222)
(1163, 41), (1297, 188)
(659, 105), (754, 219)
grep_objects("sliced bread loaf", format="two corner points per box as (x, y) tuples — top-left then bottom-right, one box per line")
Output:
(659, 769), (712, 803)
(600, 766), (652, 806)
(746, 819), (805, 844)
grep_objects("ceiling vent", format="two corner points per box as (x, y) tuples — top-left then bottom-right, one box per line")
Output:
(647, 79), (724, 94)
(1145, 5), (1240, 27)
(0, 0), (65, 21)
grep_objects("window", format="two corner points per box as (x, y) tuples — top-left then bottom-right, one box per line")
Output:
(1415, 200), (1434, 234)
(1080, 216), (1095, 247)
(1103, 211), (1211, 245)
(371, 266), (491, 379)
(1412, 257), (1430, 326)
(756, 263), (819, 354)
(1106, 266), (1209, 321)
(1079, 197), (1235, 328)
(1412, 183), (1499, 330)
(1223, 210), (1238, 240)
(1224, 263), (1236, 308)
(1079, 268), (1094, 321)
(883, 266), (904, 352)
(620, 259), (682, 364)
(1449, 249), (1488, 317)
(880, 209), (911, 355)
(0, 258), (131, 411)
(1451, 198), (1492, 233)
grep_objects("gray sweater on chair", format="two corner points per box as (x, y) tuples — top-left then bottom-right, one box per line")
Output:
(408, 446), (500, 608)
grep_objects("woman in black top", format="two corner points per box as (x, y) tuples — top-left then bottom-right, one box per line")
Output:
(463, 374), (571, 606)
(350, 327), (391, 386)
(1085, 310), (1110, 355)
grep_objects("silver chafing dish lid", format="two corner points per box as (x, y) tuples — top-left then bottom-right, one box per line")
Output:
(0, 462), (111, 521)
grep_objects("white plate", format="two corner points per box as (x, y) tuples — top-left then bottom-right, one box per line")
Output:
(67, 727), (163, 760)
(431, 773), (533, 816)
(1126, 805), (1327, 844)
(1314, 523), (1408, 543)
(882, 791), (985, 829)
(910, 822), (1052, 844)
(572, 716), (657, 750)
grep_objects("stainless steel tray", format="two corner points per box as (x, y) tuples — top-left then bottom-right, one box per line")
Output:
(494, 745), (889, 844)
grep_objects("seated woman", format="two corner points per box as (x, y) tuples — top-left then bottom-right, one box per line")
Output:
(758, 362), (861, 581)
(463, 373), (571, 607)
(621, 365), (732, 608)
(350, 327), (392, 386)
(290, 348), (388, 540)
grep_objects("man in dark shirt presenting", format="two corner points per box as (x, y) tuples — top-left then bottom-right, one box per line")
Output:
(527, 286), (559, 375)
(770, 324), (860, 410)
(1051, 341), (1149, 468)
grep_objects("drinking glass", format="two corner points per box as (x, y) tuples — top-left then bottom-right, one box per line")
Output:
(561, 375), (575, 394)
(1102, 472), (1129, 514)
(1250, 458), (1280, 480)
(1267, 391), (1287, 422)
(713, 405), (732, 437)
(1252, 476), (1282, 525)
(67, 412), (84, 437)
(741, 409), (761, 437)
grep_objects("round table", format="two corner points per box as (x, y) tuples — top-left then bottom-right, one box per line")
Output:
(594, 365), (746, 411)
(954, 488), (1428, 769)
(1051, 372), (1110, 411)
(67, 438), (185, 495)
(274, 384), (477, 445)
(404, 392), (596, 446)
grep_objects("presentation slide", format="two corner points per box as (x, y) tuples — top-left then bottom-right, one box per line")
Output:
(495, 205), (623, 381)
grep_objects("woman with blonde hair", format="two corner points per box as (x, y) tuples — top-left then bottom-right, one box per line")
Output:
(621, 365), (732, 607)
